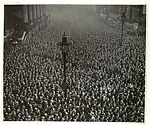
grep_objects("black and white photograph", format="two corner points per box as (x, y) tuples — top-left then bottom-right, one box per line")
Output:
(2, 1), (148, 124)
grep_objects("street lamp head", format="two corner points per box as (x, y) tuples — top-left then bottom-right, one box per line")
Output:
(122, 12), (125, 16)
(63, 32), (66, 36)
(61, 32), (69, 54)
(62, 32), (67, 44)
(121, 12), (127, 22)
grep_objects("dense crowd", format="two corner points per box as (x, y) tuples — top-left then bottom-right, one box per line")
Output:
(3, 10), (145, 122)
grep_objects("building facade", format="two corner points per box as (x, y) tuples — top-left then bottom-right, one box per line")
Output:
(4, 5), (48, 39)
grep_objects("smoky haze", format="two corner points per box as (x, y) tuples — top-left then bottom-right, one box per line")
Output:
(46, 5), (100, 33)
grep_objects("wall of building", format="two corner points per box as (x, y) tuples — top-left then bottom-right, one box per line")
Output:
(4, 5), (47, 34)
(96, 5), (146, 24)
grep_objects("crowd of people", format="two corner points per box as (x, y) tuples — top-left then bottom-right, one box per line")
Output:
(4, 8), (145, 122)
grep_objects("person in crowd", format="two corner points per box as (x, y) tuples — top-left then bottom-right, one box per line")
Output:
(3, 14), (145, 122)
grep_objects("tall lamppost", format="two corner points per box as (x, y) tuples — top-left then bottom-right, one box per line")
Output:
(59, 33), (70, 96)
(121, 12), (127, 42)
